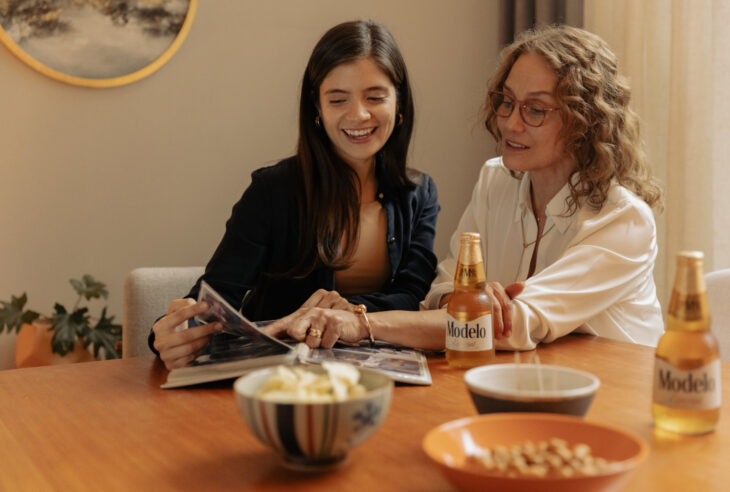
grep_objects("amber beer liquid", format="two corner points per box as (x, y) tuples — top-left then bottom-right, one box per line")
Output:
(446, 233), (495, 368)
(652, 251), (721, 434)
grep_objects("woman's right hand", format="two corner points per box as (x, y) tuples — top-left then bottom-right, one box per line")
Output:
(152, 299), (223, 370)
(301, 289), (354, 311)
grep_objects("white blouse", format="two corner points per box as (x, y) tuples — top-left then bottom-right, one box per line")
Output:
(423, 157), (664, 350)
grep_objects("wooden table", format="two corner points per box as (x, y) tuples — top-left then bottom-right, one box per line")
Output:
(0, 335), (727, 491)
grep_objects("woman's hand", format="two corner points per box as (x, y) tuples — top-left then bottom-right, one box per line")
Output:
(300, 288), (354, 311)
(485, 281), (525, 340)
(263, 306), (366, 349)
(152, 298), (223, 370)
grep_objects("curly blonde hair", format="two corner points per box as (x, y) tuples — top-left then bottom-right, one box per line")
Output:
(485, 25), (663, 212)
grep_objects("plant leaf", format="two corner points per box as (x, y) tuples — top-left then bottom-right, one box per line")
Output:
(0, 293), (40, 334)
(70, 275), (108, 301)
(86, 307), (122, 359)
(51, 304), (90, 356)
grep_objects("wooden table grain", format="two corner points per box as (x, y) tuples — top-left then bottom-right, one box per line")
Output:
(0, 335), (727, 491)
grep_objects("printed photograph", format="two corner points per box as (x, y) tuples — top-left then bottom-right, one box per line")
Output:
(0, 0), (192, 78)
(194, 333), (291, 366)
(307, 346), (431, 384)
(195, 281), (291, 350)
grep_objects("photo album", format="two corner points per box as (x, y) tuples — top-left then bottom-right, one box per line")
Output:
(161, 281), (432, 388)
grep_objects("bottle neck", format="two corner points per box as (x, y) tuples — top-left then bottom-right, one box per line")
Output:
(667, 256), (710, 331)
(454, 260), (486, 287)
(666, 291), (711, 332)
(454, 237), (485, 286)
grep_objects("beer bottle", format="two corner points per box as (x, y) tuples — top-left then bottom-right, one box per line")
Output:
(652, 251), (721, 434)
(446, 232), (495, 368)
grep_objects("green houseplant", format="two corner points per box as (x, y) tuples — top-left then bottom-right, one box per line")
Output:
(0, 275), (122, 360)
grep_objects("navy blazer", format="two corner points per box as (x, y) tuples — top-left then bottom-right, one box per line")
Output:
(149, 157), (439, 352)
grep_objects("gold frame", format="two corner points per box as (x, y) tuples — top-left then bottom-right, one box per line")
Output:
(0, 0), (198, 88)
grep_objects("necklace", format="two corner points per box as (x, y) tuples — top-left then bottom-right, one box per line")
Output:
(524, 183), (555, 249)
(520, 212), (555, 249)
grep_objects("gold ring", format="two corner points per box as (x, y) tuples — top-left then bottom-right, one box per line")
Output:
(307, 328), (323, 338)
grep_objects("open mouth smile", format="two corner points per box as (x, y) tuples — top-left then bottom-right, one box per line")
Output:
(505, 139), (529, 149)
(343, 128), (376, 139)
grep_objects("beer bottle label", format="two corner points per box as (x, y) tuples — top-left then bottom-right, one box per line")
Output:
(653, 358), (722, 409)
(445, 314), (493, 351)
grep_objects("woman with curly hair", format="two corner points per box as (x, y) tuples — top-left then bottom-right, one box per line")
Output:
(421, 25), (665, 350)
(266, 24), (664, 352)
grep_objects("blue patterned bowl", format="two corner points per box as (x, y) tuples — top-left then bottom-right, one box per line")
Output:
(233, 364), (393, 470)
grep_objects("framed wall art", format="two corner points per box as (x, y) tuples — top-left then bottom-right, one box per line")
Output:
(0, 0), (197, 88)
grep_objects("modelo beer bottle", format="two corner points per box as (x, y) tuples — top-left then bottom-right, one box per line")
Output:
(652, 251), (721, 434)
(446, 232), (495, 368)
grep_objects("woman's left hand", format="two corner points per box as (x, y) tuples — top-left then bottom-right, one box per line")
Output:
(263, 306), (366, 348)
(485, 281), (525, 340)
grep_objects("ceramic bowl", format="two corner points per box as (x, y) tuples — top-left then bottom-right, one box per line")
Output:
(233, 364), (393, 470)
(423, 413), (648, 492)
(465, 363), (600, 416)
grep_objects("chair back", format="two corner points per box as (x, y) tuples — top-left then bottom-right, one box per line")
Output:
(122, 266), (204, 358)
(705, 268), (730, 362)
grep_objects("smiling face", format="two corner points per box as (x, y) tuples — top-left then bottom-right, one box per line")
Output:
(318, 57), (397, 170)
(497, 52), (574, 178)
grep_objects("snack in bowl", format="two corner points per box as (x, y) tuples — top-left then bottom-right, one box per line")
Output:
(422, 413), (648, 492)
(234, 363), (393, 470)
(255, 362), (367, 403)
(465, 437), (618, 478)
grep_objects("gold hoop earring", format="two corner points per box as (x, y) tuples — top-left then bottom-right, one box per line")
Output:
(315, 115), (321, 127)
(398, 113), (403, 126)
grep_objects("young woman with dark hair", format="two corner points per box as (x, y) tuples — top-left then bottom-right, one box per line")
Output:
(150, 21), (440, 369)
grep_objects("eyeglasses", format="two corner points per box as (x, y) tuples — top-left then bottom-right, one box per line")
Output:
(488, 91), (560, 127)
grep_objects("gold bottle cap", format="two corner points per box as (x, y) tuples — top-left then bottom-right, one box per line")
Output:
(460, 232), (481, 243)
(676, 250), (704, 263)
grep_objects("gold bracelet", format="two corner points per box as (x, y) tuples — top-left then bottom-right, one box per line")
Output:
(353, 304), (375, 347)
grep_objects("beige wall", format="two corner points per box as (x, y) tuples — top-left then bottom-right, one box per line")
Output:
(0, 1), (500, 368)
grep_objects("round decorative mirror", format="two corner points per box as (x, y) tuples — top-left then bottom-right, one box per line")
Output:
(0, 0), (197, 88)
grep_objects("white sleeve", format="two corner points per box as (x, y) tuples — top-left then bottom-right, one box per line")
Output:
(422, 163), (491, 310)
(496, 197), (659, 350)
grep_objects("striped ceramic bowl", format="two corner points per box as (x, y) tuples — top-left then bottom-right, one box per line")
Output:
(233, 364), (393, 470)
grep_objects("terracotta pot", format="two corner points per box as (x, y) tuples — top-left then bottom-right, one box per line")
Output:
(15, 321), (96, 368)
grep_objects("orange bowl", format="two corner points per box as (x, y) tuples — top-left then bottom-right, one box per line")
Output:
(422, 413), (648, 492)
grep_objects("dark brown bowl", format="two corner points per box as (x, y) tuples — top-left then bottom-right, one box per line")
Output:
(465, 363), (600, 416)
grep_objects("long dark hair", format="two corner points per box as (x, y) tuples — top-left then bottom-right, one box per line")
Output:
(289, 20), (416, 277)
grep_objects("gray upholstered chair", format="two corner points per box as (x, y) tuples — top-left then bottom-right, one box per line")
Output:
(705, 268), (730, 362)
(122, 266), (204, 358)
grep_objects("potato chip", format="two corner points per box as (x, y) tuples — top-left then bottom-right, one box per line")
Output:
(256, 363), (366, 403)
